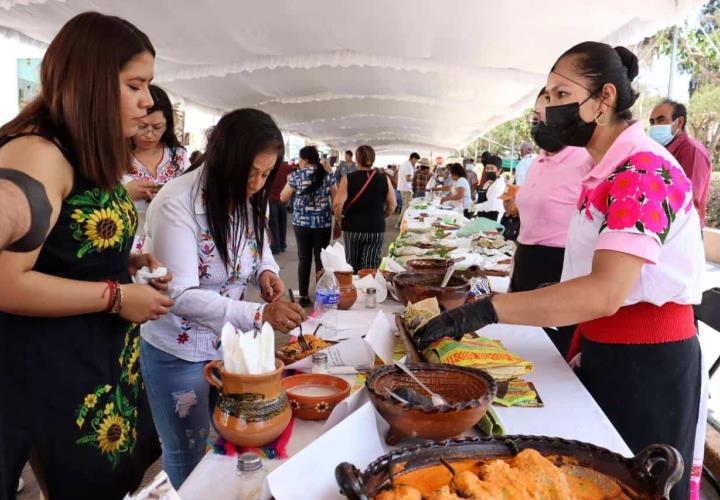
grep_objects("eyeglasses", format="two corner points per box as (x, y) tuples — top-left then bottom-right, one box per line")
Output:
(137, 124), (167, 136)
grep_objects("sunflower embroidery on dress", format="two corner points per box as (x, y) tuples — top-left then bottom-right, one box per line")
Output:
(68, 185), (137, 258)
(74, 383), (137, 468)
(118, 325), (142, 398)
(76, 324), (142, 467)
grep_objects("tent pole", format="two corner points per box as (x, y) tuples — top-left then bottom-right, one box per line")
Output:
(668, 25), (678, 99)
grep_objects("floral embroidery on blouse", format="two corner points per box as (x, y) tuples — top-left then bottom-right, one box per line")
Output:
(578, 152), (692, 244)
(68, 186), (137, 258)
(130, 146), (187, 184)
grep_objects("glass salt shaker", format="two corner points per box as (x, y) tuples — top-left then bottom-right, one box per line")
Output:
(365, 287), (377, 309)
(311, 352), (329, 374)
(236, 452), (266, 500)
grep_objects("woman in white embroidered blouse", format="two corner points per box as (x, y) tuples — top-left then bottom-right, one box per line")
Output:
(139, 109), (304, 488)
(124, 85), (190, 253)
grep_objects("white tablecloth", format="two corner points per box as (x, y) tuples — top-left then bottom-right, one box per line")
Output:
(181, 212), (626, 498)
(179, 300), (630, 500)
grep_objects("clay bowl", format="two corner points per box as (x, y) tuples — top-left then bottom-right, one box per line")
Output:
(405, 259), (485, 280)
(366, 363), (496, 445)
(392, 272), (470, 309)
(336, 437), (683, 500)
(281, 373), (351, 420)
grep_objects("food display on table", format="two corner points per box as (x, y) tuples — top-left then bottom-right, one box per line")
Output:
(365, 363), (497, 445)
(391, 272), (470, 310)
(336, 437), (683, 499)
(276, 335), (336, 364)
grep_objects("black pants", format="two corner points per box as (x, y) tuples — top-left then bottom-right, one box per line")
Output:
(580, 336), (701, 500)
(294, 225), (331, 297)
(344, 231), (384, 272)
(269, 200), (288, 252)
(510, 243), (574, 357)
(475, 210), (499, 221)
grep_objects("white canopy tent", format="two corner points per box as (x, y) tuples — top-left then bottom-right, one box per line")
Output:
(0, 0), (705, 155)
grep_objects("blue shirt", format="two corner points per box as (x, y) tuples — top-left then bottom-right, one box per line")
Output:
(289, 167), (335, 228)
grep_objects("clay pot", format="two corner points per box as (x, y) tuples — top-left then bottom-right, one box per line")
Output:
(204, 359), (291, 448)
(317, 270), (357, 310)
(365, 363), (496, 445)
(392, 272), (470, 309)
(281, 373), (351, 420)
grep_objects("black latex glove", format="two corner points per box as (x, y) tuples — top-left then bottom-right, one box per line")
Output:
(413, 296), (499, 351)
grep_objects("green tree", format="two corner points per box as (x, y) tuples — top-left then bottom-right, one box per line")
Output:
(653, 0), (720, 96)
(467, 110), (533, 158)
(688, 84), (720, 167)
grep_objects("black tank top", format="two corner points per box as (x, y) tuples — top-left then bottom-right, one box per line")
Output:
(342, 169), (388, 233)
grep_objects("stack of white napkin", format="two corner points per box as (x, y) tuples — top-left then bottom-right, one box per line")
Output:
(220, 322), (276, 375)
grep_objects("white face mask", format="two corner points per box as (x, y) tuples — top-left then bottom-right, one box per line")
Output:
(649, 119), (678, 146)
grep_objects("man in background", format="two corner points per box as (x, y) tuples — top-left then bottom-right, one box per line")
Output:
(335, 149), (357, 183)
(649, 100), (712, 226)
(513, 142), (535, 185)
(412, 157), (432, 198)
(396, 152), (419, 227)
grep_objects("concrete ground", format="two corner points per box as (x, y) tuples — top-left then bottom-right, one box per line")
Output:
(16, 212), (720, 499)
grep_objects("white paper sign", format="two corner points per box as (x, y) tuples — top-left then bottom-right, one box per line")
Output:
(363, 311), (395, 364)
(267, 402), (391, 500)
(285, 337), (374, 370)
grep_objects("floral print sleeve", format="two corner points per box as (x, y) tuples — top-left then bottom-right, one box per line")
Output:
(578, 151), (693, 259)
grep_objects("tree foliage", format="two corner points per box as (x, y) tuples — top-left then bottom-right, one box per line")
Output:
(653, 0), (720, 96)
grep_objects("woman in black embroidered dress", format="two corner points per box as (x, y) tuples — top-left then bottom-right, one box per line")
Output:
(0, 12), (174, 499)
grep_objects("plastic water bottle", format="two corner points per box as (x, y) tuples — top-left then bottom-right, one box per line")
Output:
(314, 271), (340, 335)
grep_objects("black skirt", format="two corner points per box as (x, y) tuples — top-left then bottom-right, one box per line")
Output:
(579, 335), (701, 500)
(509, 242), (574, 357)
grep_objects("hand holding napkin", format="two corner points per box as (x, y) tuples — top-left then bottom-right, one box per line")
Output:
(221, 322), (276, 375)
(320, 242), (353, 273)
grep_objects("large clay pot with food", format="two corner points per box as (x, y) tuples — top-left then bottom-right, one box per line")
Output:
(203, 359), (291, 447)
(317, 270), (357, 310)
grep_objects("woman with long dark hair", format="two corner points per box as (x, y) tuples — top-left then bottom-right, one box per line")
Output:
(0, 12), (174, 499)
(281, 145), (336, 306)
(333, 145), (396, 271)
(417, 42), (704, 499)
(140, 108), (303, 488)
(125, 84), (189, 253)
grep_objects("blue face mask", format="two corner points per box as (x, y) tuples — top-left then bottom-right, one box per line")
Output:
(649, 123), (676, 146)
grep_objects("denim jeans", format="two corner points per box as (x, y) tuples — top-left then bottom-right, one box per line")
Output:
(139, 339), (216, 489)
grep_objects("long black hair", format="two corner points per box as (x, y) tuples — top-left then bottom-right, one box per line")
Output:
(298, 145), (326, 194)
(189, 109), (284, 267)
(145, 84), (185, 166)
(553, 42), (639, 121)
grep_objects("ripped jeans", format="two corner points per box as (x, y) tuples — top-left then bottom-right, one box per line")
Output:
(139, 339), (217, 488)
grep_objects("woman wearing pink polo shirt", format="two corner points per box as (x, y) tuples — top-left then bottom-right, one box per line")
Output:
(511, 88), (593, 357)
(418, 42), (703, 500)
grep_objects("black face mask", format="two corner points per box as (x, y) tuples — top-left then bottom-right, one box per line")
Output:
(531, 121), (564, 153)
(485, 172), (498, 181)
(545, 96), (601, 148)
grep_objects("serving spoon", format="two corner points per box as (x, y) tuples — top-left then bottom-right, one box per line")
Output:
(393, 360), (448, 407)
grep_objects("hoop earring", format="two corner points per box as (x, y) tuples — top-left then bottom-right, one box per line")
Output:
(594, 111), (610, 127)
